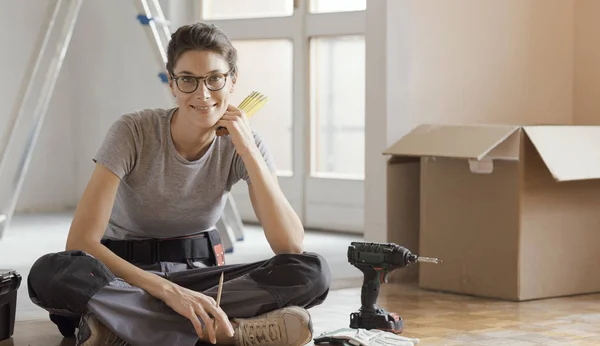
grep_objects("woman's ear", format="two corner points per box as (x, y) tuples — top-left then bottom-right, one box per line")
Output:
(168, 77), (176, 98)
(230, 71), (239, 93)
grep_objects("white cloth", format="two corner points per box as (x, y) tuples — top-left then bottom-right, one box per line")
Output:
(315, 328), (420, 346)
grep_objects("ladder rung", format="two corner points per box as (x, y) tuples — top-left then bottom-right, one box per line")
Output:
(158, 72), (169, 84)
(136, 14), (171, 26)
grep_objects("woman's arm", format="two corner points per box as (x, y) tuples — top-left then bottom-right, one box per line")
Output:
(66, 163), (233, 343)
(66, 164), (170, 297)
(244, 150), (304, 255)
(217, 105), (305, 255)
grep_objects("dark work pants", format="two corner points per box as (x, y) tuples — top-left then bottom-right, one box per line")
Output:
(27, 250), (331, 346)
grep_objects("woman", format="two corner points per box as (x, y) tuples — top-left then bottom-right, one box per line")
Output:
(27, 21), (331, 346)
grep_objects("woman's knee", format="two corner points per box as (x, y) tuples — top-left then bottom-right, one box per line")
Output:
(251, 251), (331, 297)
(299, 252), (331, 297)
(27, 250), (116, 314)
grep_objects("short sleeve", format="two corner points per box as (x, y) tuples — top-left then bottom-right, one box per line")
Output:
(231, 131), (276, 185)
(92, 116), (138, 179)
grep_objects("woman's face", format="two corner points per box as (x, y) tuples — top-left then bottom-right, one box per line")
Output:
(169, 50), (236, 130)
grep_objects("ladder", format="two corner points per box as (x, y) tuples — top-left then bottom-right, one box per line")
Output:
(0, 0), (245, 251)
(0, 0), (83, 238)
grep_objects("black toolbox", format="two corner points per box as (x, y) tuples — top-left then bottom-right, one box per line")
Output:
(0, 269), (21, 341)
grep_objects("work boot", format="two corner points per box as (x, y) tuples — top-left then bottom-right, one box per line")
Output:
(233, 306), (313, 346)
(49, 313), (78, 337)
(76, 313), (130, 346)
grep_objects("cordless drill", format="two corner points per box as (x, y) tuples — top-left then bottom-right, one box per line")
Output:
(347, 241), (441, 334)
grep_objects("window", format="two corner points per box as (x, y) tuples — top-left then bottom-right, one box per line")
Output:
(201, 0), (294, 20)
(230, 39), (294, 173)
(309, 0), (366, 13)
(310, 35), (365, 178)
(199, 0), (366, 232)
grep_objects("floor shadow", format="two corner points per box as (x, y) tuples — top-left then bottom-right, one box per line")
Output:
(0, 336), (75, 346)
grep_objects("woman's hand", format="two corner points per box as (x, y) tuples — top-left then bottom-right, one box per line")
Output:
(216, 104), (258, 157)
(158, 282), (234, 344)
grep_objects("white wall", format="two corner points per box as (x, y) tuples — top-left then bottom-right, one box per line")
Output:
(70, 0), (172, 199)
(388, 0), (574, 132)
(574, 0), (600, 124)
(0, 0), (172, 213)
(364, 0), (576, 242)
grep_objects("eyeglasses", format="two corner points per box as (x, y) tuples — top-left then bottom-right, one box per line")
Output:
(171, 70), (232, 93)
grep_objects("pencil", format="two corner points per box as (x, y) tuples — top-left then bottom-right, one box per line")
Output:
(214, 272), (224, 331)
(216, 272), (224, 307)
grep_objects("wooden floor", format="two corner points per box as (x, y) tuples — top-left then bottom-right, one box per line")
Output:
(312, 284), (600, 345)
(3, 283), (600, 346)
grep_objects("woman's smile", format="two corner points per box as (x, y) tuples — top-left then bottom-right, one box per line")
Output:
(189, 103), (217, 114)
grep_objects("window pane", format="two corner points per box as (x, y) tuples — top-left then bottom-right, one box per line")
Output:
(230, 39), (293, 174)
(310, 0), (366, 13)
(202, 0), (294, 20)
(310, 35), (365, 178)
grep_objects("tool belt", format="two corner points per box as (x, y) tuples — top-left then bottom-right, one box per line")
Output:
(101, 229), (225, 267)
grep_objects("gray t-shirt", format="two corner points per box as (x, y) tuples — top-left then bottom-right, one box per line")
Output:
(93, 107), (275, 240)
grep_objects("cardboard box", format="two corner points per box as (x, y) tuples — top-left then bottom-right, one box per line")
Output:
(384, 124), (600, 301)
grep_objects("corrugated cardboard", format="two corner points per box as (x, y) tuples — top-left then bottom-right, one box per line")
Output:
(384, 124), (600, 301)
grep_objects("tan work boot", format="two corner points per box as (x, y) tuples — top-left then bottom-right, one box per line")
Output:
(76, 313), (130, 346)
(233, 306), (313, 346)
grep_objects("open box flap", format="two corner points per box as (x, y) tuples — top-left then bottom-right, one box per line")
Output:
(524, 126), (600, 182)
(384, 124), (520, 160)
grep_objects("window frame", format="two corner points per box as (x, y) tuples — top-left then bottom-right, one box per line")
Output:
(197, 0), (366, 233)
